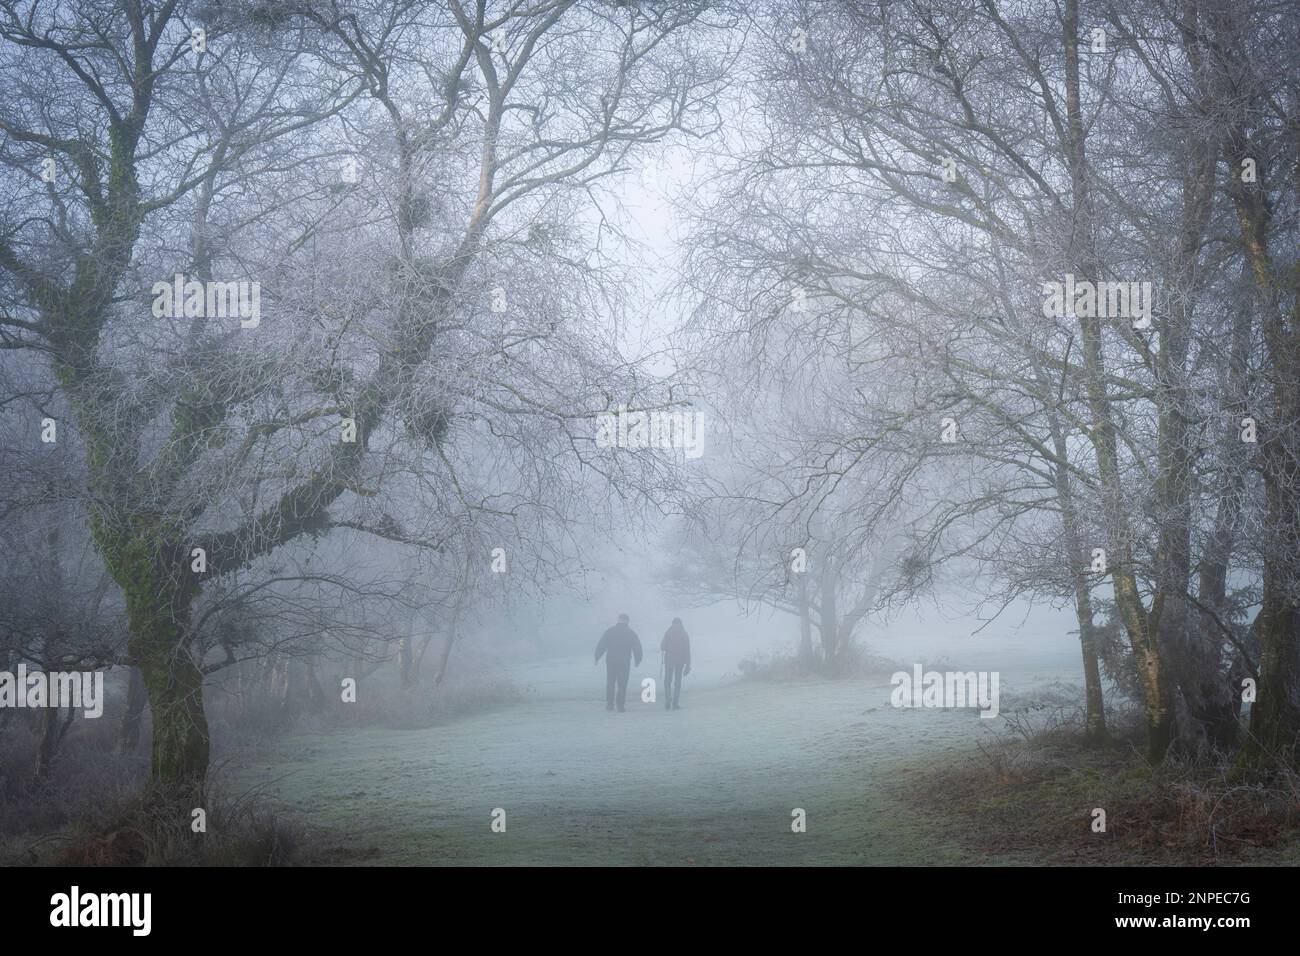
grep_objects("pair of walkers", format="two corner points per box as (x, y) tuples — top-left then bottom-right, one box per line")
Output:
(593, 614), (691, 712)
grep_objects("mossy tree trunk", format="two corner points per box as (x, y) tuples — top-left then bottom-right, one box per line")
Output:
(118, 666), (147, 754)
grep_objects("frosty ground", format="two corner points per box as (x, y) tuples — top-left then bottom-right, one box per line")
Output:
(236, 606), (1080, 865)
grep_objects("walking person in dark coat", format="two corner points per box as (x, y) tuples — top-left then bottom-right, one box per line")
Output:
(595, 613), (643, 712)
(661, 617), (691, 710)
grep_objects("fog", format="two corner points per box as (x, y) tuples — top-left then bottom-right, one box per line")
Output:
(1, 0), (1297, 870)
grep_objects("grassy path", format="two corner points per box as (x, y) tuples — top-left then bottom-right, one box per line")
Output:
(237, 667), (1014, 865)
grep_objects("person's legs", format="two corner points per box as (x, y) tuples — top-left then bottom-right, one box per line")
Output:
(663, 666), (675, 709)
(606, 665), (616, 710)
(671, 663), (684, 708)
(615, 665), (629, 711)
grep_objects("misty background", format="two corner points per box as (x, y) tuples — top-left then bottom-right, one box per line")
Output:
(0, 0), (1297, 866)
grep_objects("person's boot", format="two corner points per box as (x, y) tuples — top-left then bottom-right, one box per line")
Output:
(606, 702), (614, 711)
(664, 695), (671, 710)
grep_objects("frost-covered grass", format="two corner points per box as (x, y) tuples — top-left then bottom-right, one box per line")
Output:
(913, 722), (1300, 865)
(235, 666), (1015, 865)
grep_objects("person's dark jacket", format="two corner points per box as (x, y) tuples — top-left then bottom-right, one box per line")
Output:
(661, 622), (691, 670)
(595, 623), (643, 670)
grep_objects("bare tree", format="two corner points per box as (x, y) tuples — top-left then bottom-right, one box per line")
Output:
(0, 0), (730, 798)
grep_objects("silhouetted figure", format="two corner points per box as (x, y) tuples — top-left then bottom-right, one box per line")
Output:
(595, 613), (643, 712)
(661, 617), (691, 710)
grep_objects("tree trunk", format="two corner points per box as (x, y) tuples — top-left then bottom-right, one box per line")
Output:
(279, 658), (304, 724)
(137, 650), (209, 800)
(122, 582), (209, 800)
(1063, 0), (1170, 760)
(305, 656), (326, 712)
(433, 603), (463, 687)
(1048, 410), (1108, 743)
(797, 574), (814, 668)
(818, 553), (839, 671)
(1074, 580), (1108, 744)
(1241, 487), (1300, 770)
(1188, 274), (1253, 753)
(412, 632), (434, 684)
(399, 631), (415, 688)
(34, 704), (59, 780)
(118, 666), (147, 754)
(1218, 78), (1300, 770)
